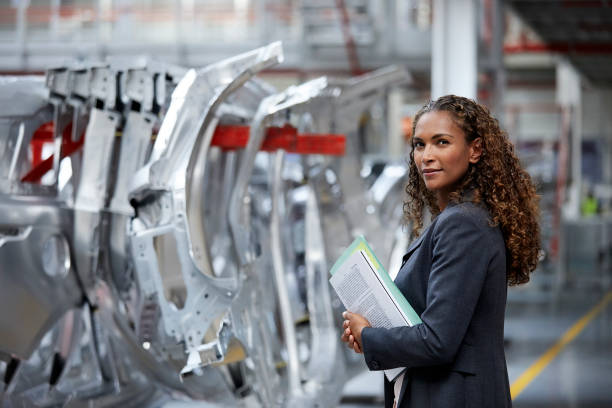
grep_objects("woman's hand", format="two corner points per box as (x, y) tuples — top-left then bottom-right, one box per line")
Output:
(340, 317), (361, 353)
(340, 311), (371, 354)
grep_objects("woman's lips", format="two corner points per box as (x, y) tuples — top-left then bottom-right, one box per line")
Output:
(422, 169), (441, 176)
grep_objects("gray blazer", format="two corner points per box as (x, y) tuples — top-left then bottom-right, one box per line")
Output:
(361, 201), (512, 408)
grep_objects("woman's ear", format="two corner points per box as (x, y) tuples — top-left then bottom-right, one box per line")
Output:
(469, 137), (483, 164)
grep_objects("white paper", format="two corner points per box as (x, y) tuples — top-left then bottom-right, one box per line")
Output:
(330, 250), (411, 381)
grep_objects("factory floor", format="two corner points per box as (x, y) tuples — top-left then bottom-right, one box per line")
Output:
(339, 267), (612, 407)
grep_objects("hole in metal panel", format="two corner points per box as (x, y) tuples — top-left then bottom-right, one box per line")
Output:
(153, 232), (187, 310)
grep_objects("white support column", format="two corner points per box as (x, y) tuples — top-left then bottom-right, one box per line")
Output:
(556, 59), (582, 220)
(431, 0), (478, 99)
(555, 59), (582, 289)
(599, 90), (612, 185)
(491, 0), (506, 125)
(15, 0), (30, 70)
(97, 0), (111, 59)
(387, 88), (404, 159)
(258, 0), (271, 46)
(50, 0), (60, 41)
(383, 0), (397, 57)
(174, 0), (187, 65)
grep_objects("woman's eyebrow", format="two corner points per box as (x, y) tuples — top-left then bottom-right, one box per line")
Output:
(413, 133), (455, 141)
(432, 133), (454, 139)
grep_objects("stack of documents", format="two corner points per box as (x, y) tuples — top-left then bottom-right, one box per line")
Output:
(329, 235), (421, 381)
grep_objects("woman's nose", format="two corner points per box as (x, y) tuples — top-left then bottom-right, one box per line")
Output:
(422, 145), (434, 162)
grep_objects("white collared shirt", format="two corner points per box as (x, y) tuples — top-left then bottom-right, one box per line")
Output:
(393, 371), (405, 407)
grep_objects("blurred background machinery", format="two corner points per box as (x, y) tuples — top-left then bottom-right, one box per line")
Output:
(0, 43), (413, 406)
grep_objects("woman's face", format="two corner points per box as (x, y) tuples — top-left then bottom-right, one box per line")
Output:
(412, 110), (481, 209)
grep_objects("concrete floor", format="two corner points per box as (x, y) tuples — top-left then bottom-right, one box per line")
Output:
(339, 271), (612, 407)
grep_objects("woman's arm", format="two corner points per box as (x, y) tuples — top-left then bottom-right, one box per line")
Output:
(360, 209), (496, 370)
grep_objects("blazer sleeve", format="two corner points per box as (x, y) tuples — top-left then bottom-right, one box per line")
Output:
(361, 209), (493, 371)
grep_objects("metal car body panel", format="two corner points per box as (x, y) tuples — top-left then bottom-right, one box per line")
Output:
(0, 42), (411, 407)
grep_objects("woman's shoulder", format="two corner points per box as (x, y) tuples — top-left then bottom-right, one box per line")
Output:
(433, 201), (505, 252)
(436, 201), (494, 231)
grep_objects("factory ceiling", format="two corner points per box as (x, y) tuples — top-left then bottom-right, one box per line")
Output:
(507, 0), (612, 86)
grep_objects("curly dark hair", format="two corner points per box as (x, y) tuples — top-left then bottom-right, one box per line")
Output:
(404, 95), (540, 285)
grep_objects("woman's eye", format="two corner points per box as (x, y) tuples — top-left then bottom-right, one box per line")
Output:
(437, 139), (449, 145)
(414, 142), (424, 148)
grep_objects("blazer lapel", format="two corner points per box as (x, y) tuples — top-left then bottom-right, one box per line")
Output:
(401, 217), (440, 267)
(401, 233), (426, 266)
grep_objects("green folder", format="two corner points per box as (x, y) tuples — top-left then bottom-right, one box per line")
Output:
(330, 235), (421, 327)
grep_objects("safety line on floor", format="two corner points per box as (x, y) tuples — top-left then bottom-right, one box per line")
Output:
(510, 290), (612, 400)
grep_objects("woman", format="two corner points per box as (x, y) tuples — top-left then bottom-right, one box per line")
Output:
(341, 95), (540, 408)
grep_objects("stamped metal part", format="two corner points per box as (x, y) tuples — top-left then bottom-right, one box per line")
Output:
(127, 44), (284, 386)
(0, 44), (411, 407)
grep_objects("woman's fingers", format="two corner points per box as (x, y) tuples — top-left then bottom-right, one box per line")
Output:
(348, 333), (362, 353)
(341, 328), (363, 354)
(345, 333), (353, 349)
(341, 313), (362, 354)
(340, 327), (351, 343)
